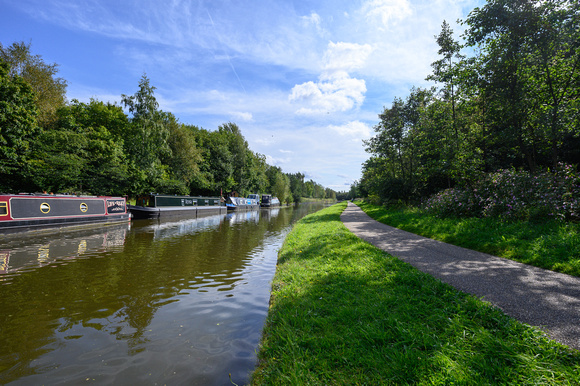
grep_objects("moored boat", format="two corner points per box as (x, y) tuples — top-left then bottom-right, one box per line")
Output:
(128, 194), (226, 219)
(260, 194), (281, 208)
(0, 193), (129, 233)
(225, 196), (260, 211)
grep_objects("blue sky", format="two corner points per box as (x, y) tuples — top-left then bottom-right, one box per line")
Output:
(1, 0), (483, 191)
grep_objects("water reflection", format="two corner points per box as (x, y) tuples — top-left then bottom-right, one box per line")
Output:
(0, 223), (129, 281)
(226, 210), (260, 226)
(0, 203), (325, 385)
(135, 214), (226, 241)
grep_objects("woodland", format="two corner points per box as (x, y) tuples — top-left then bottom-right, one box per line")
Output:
(358, 0), (580, 222)
(0, 43), (334, 203)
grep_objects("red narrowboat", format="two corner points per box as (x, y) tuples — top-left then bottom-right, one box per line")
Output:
(0, 193), (129, 233)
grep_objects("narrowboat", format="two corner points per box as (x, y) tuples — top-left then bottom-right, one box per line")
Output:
(128, 194), (226, 219)
(260, 194), (281, 208)
(0, 193), (129, 233)
(248, 194), (260, 203)
(225, 196), (260, 211)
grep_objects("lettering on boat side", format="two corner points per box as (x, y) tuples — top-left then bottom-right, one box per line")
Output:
(106, 199), (126, 213)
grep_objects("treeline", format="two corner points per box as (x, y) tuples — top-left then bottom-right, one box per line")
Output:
(0, 42), (336, 202)
(358, 0), (580, 206)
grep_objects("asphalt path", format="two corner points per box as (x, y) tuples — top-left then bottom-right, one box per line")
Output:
(341, 202), (580, 350)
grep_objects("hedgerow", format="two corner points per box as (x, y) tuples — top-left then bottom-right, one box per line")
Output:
(423, 164), (580, 222)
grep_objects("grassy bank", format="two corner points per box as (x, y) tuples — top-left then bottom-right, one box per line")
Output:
(250, 203), (580, 384)
(356, 201), (580, 277)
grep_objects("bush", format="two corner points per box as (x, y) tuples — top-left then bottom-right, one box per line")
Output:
(423, 164), (580, 222)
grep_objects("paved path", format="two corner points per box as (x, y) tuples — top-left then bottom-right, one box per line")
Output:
(341, 202), (580, 350)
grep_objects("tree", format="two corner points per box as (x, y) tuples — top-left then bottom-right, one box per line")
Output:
(165, 119), (203, 194)
(0, 41), (67, 127)
(241, 151), (269, 195)
(287, 172), (305, 202)
(526, 0), (580, 167)
(121, 74), (170, 193)
(272, 172), (291, 204)
(0, 60), (39, 191)
(427, 21), (463, 141)
(27, 99), (129, 195)
(464, 0), (545, 172)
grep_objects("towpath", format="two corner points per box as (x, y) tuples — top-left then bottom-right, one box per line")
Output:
(341, 201), (580, 350)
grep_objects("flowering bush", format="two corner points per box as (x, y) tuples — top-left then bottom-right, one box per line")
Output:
(423, 164), (580, 222)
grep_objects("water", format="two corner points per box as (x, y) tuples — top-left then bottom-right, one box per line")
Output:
(0, 203), (325, 385)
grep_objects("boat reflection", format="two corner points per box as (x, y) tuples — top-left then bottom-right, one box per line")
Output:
(133, 214), (227, 241)
(0, 222), (129, 280)
(227, 209), (260, 225)
(260, 207), (280, 221)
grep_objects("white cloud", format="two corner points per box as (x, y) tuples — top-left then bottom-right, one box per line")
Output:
(231, 111), (253, 121)
(301, 12), (324, 35)
(323, 42), (373, 72)
(8, 0), (485, 190)
(362, 0), (413, 28)
(265, 155), (291, 166)
(328, 121), (372, 138)
(289, 72), (367, 115)
(289, 41), (371, 115)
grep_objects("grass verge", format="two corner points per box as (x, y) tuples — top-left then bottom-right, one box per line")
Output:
(355, 201), (580, 277)
(250, 202), (580, 385)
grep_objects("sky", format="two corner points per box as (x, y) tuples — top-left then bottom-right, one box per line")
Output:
(0, 0), (484, 191)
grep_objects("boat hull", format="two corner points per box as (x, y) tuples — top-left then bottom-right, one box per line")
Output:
(128, 195), (226, 220)
(226, 197), (260, 211)
(0, 194), (129, 233)
(260, 195), (281, 208)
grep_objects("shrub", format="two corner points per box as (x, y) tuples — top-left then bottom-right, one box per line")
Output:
(423, 164), (580, 222)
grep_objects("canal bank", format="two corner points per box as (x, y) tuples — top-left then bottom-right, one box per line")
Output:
(250, 202), (580, 384)
(0, 203), (326, 385)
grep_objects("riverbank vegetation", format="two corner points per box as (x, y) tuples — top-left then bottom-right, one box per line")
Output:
(0, 42), (336, 203)
(251, 203), (580, 384)
(357, 0), (580, 223)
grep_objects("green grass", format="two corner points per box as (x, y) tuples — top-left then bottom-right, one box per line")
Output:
(355, 201), (580, 277)
(250, 203), (580, 385)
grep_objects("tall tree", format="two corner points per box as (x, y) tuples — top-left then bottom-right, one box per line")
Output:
(464, 0), (544, 171)
(165, 119), (203, 194)
(0, 60), (39, 191)
(287, 172), (305, 202)
(527, 0), (580, 166)
(0, 41), (67, 127)
(121, 74), (170, 192)
(427, 21), (463, 141)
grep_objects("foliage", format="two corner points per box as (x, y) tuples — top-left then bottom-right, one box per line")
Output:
(121, 74), (171, 193)
(0, 44), (335, 198)
(26, 99), (129, 194)
(361, 0), (580, 222)
(0, 41), (67, 127)
(423, 164), (580, 222)
(0, 60), (38, 192)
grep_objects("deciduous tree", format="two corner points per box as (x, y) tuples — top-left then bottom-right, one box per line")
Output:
(0, 41), (67, 127)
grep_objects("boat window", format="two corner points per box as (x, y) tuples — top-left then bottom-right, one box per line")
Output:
(0, 202), (7, 216)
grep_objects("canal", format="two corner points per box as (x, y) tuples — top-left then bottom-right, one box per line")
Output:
(0, 203), (327, 385)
